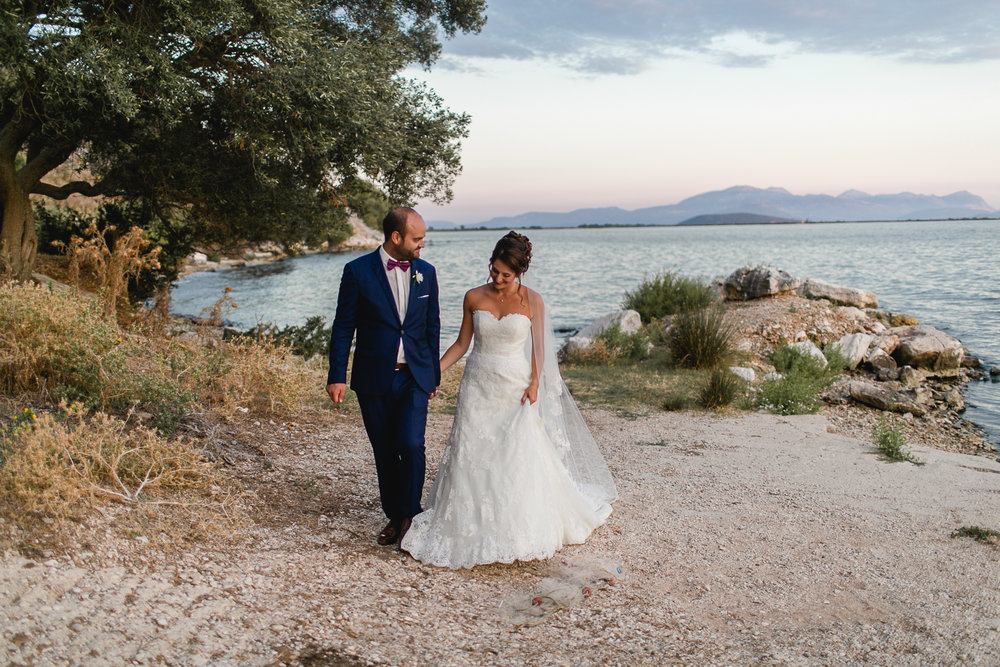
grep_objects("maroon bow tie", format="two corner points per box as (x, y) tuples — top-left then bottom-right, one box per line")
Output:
(387, 259), (410, 271)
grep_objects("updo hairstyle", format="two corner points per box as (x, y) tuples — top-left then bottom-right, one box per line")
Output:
(490, 231), (532, 277)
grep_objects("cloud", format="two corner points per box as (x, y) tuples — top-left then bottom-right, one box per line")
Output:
(441, 0), (1000, 74)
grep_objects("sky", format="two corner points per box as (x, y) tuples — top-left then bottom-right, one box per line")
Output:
(409, 0), (1000, 225)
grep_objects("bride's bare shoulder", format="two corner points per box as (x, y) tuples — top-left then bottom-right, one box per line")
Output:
(464, 285), (490, 306)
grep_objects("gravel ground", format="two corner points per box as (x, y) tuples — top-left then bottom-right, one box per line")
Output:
(3, 405), (999, 666)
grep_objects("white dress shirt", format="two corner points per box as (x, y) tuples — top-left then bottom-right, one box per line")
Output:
(379, 245), (410, 364)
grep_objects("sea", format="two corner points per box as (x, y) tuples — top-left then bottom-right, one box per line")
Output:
(170, 219), (1000, 448)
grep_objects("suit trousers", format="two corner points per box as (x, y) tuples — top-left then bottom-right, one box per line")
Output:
(357, 367), (428, 521)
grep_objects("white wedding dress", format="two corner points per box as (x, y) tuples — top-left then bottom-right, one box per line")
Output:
(401, 310), (614, 569)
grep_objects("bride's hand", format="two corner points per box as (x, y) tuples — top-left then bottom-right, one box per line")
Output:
(520, 382), (538, 405)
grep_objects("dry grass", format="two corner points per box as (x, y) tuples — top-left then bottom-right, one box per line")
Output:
(53, 223), (161, 319)
(197, 335), (321, 418)
(0, 405), (236, 534)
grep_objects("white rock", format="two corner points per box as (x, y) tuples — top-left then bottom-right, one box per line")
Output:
(729, 367), (756, 382)
(191, 252), (208, 264)
(577, 310), (642, 338)
(798, 278), (878, 308)
(829, 332), (874, 370)
(789, 340), (827, 368)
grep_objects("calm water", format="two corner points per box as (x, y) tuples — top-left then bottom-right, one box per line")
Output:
(171, 220), (1000, 446)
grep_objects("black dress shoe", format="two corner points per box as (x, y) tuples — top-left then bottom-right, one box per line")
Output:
(397, 518), (413, 546)
(377, 520), (401, 546)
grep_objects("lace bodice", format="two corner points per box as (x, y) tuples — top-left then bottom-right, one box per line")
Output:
(470, 310), (531, 358)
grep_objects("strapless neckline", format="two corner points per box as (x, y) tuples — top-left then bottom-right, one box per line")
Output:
(473, 310), (530, 323)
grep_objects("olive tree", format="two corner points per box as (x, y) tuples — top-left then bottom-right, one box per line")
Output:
(0, 0), (484, 278)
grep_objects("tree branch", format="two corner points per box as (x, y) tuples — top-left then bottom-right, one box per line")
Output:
(18, 141), (76, 189)
(31, 179), (112, 199)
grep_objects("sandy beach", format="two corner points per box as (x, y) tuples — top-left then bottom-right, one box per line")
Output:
(3, 403), (999, 666)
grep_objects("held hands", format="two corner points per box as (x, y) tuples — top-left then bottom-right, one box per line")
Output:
(520, 381), (538, 405)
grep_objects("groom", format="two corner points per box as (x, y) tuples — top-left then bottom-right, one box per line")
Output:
(327, 207), (440, 546)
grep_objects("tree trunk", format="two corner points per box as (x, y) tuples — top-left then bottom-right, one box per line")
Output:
(0, 164), (37, 281)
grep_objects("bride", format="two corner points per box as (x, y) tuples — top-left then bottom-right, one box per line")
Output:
(400, 232), (617, 568)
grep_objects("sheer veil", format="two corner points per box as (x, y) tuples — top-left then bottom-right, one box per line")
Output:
(524, 275), (618, 506)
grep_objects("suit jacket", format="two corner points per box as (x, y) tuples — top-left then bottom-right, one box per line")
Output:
(327, 250), (441, 395)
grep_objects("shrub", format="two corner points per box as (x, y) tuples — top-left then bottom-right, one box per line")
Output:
(756, 373), (826, 415)
(0, 284), (318, 422)
(0, 407), (223, 523)
(667, 307), (735, 369)
(699, 368), (744, 409)
(951, 526), (1000, 545)
(36, 201), (193, 303)
(560, 323), (649, 364)
(871, 416), (923, 464)
(757, 342), (849, 415)
(623, 272), (715, 323)
(242, 315), (330, 360)
(0, 283), (135, 407)
(597, 323), (649, 361)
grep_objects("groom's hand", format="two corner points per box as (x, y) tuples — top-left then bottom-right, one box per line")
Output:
(429, 386), (439, 399)
(327, 383), (346, 403)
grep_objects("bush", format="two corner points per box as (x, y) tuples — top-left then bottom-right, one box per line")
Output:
(0, 406), (222, 523)
(35, 201), (193, 303)
(242, 315), (330, 360)
(623, 272), (715, 323)
(756, 342), (850, 415)
(0, 284), (319, 423)
(560, 323), (649, 363)
(699, 368), (744, 409)
(667, 307), (735, 369)
(756, 373), (827, 415)
(871, 416), (923, 464)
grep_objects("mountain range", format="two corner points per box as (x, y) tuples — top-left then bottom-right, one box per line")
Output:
(428, 186), (998, 229)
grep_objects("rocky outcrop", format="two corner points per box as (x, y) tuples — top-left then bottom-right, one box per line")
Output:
(798, 279), (878, 309)
(723, 266), (803, 301)
(891, 325), (964, 370)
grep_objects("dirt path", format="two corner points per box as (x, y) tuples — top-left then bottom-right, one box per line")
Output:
(3, 408), (1000, 665)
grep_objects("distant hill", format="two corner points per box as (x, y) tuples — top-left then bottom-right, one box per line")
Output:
(677, 213), (800, 226)
(462, 186), (998, 229)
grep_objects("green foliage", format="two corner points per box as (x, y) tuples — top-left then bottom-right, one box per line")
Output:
(624, 272), (715, 323)
(699, 368), (744, 409)
(950, 526), (1000, 545)
(871, 417), (924, 465)
(756, 373), (826, 415)
(757, 343), (846, 415)
(596, 323), (649, 361)
(342, 178), (393, 232)
(3, 0), (487, 271)
(241, 316), (331, 361)
(667, 307), (735, 369)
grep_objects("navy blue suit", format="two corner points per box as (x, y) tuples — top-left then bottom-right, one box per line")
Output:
(328, 250), (440, 521)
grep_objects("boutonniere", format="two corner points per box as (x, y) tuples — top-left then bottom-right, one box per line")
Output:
(413, 270), (423, 284)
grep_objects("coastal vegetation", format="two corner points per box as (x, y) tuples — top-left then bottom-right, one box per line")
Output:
(563, 273), (746, 413)
(950, 526), (1000, 546)
(871, 416), (924, 465)
(623, 271), (715, 323)
(1, 1), (486, 280)
(756, 343), (847, 415)
(0, 278), (322, 544)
